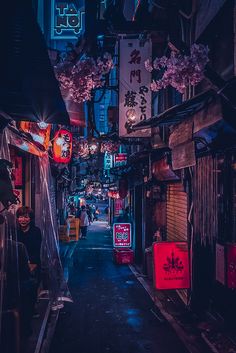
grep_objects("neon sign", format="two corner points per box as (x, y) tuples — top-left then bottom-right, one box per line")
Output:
(51, 1), (85, 39)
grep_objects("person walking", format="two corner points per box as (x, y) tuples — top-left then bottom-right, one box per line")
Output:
(79, 205), (89, 239)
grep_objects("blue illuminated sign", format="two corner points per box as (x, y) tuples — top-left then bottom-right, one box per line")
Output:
(51, 0), (85, 40)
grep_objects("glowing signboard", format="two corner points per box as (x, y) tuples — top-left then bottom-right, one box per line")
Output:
(153, 242), (190, 290)
(51, 0), (85, 39)
(114, 153), (127, 167)
(53, 129), (72, 163)
(113, 223), (132, 248)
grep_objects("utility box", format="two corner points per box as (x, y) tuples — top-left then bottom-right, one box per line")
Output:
(113, 248), (134, 264)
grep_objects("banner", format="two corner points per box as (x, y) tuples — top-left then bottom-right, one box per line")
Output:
(153, 242), (190, 290)
(113, 223), (132, 248)
(119, 38), (152, 138)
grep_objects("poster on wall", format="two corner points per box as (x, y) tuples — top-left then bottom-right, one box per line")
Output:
(119, 38), (152, 138)
(153, 242), (190, 290)
(51, 0), (85, 39)
(227, 244), (236, 289)
(113, 223), (132, 248)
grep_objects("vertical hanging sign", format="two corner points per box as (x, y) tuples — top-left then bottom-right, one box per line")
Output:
(104, 152), (113, 170)
(119, 38), (152, 138)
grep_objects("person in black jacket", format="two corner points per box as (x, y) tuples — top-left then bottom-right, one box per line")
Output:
(16, 206), (42, 316)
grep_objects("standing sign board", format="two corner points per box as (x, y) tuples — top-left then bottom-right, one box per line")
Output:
(153, 242), (190, 290)
(113, 223), (132, 248)
(119, 38), (152, 138)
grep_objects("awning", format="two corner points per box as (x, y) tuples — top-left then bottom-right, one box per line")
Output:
(133, 90), (216, 130)
(0, 0), (69, 125)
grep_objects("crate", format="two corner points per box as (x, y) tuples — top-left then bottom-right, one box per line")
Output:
(113, 248), (134, 264)
(59, 225), (69, 242)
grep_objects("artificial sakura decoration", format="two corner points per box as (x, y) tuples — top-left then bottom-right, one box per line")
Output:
(73, 138), (100, 159)
(145, 44), (209, 94)
(55, 53), (113, 103)
(73, 138), (89, 159)
(100, 140), (119, 154)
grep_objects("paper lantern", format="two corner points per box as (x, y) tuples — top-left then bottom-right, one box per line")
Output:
(53, 129), (72, 163)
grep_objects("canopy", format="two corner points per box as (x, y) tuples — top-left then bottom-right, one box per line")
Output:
(0, 0), (69, 125)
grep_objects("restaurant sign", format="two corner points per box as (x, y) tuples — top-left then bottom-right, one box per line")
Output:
(113, 223), (132, 248)
(119, 38), (152, 138)
(51, 0), (85, 39)
(114, 153), (127, 167)
(153, 242), (190, 290)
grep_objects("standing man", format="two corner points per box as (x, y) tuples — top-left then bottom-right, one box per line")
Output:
(16, 206), (42, 315)
(79, 205), (89, 239)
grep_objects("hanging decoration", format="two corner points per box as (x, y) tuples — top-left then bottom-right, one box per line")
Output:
(55, 53), (113, 104)
(19, 121), (51, 150)
(100, 140), (119, 154)
(53, 129), (72, 163)
(108, 190), (120, 199)
(145, 44), (209, 94)
(73, 138), (100, 159)
(88, 139), (100, 155)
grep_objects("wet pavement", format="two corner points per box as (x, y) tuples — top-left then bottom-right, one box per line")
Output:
(49, 222), (189, 353)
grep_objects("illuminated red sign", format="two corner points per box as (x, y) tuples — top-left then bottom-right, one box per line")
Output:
(114, 153), (127, 167)
(53, 129), (72, 163)
(153, 242), (190, 290)
(227, 244), (236, 288)
(113, 223), (132, 248)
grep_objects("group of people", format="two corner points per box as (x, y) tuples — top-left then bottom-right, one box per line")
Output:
(3, 206), (42, 341)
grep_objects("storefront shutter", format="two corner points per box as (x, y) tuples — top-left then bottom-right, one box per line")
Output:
(167, 183), (188, 241)
(167, 183), (188, 304)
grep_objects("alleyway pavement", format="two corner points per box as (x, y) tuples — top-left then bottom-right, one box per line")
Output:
(49, 222), (189, 353)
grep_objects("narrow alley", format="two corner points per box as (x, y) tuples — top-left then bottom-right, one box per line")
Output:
(50, 222), (189, 353)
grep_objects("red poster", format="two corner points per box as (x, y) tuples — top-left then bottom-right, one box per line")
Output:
(113, 223), (132, 248)
(153, 242), (190, 290)
(114, 198), (124, 216)
(227, 244), (236, 289)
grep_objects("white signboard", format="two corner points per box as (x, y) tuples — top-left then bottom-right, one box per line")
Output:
(119, 38), (152, 138)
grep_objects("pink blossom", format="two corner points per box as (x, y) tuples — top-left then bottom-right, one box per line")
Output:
(147, 44), (209, 93)
(55, 53), (114, 104)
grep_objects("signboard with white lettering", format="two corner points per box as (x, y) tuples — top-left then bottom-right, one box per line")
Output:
(114, 153), (127, 167)
(104, 152), (113, 170)
(119, 38), (152, 137)
(113, 223), (132, 248)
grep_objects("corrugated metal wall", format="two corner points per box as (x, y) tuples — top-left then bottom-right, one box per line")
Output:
(193, 155), (218, 245)
(167, 183), (188, 241)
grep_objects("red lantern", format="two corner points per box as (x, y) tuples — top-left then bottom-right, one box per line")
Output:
(53, 129), (72, 163)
